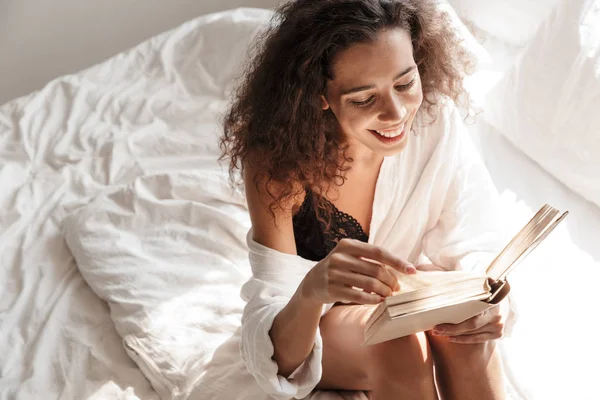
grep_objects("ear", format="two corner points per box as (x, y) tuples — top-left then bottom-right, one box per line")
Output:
(320, 95), (330, 110)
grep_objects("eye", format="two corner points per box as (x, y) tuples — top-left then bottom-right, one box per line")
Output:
(395, 79), (416, 91)
(350, 96), (375, 107)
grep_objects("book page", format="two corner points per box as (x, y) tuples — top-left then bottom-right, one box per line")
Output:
(486, 205), (568, 281)
(391, 270), (483, 293)
(384, 270), (487, 305)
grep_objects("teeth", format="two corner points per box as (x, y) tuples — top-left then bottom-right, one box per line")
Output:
(375, 124), (405, 138)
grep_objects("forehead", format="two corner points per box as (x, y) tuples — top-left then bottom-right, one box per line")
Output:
(329, 28), (414, 84)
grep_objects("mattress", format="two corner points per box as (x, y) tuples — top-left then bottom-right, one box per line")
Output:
(0, 6), (598, 400)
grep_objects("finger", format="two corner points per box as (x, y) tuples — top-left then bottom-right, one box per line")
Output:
(328, 252), (400, 292)
(329, 284), (383, 305)
(329, 268), (394, 297)
(336, 253), (400, 291)
(433, 324), (496, 337)
(447, 331), (503, 344)
(339, 254), (400, 292)
(337, 239), (416, 274)
(434, 313), (505, 337)
(433, 313), (489, 336)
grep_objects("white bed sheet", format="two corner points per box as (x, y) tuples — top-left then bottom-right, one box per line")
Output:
(0, 7), (266, 399)
(0, 6), (599, 400)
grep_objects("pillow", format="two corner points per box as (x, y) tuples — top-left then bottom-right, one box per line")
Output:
(436, 0), (492, 66)
(435, 0), (496, 109)
(62, 7), (272, 399)
(447, 0), (560, 46)
(484, 0), (600, 210)
(64, 171), (254, 399)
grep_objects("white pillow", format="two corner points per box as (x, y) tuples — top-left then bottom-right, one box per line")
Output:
(437, 0), (492, 65)
(59, 6), (274, 398)
(447, 0), (560, 46)
(64, 171), (254, 399)
(484, 0), (600, 210)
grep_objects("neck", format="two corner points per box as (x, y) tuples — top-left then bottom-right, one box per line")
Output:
(346, 140), (384, 169)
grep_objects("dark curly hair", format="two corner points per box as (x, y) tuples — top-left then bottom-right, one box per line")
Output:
(220, 0), (475, 222)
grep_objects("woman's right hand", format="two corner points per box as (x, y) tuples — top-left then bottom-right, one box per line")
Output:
(300, 238), (417, 305)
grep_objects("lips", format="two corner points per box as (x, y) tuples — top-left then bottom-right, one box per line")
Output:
(369, 122), (406, 138)
(368, 123), (406, 144)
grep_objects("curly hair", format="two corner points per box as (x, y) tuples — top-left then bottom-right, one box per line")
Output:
(220, 0), (475, 222)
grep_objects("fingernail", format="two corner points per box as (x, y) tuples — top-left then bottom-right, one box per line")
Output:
(394, 283), (400, 291)
(433, 329), (444, 335)
(406, 265), (417, 274)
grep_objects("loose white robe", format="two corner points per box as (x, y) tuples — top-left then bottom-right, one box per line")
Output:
(240, 100), (519, 400)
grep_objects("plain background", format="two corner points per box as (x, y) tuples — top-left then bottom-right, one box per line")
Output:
(0, 0), (281, 105)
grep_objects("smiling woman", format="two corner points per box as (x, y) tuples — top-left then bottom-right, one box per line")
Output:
(221, 0), (474, 223)
(321, 29), (422, 157)
(220, 1), (509, 399)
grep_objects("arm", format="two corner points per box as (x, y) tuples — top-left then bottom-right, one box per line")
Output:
(241, 166), (412, 397)
(270, 283), (324, 377)
(243, 167), (322, 378)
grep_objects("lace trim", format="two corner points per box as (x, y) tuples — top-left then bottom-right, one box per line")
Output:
(298, 189), (369, 243)
(293, 189), (370, 261)
(329, 206), (369, 243)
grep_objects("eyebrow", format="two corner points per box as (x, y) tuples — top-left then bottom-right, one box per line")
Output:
(340, 66), (417, 95)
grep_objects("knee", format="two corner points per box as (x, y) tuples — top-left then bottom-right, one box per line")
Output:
(367, 333), (434, 386)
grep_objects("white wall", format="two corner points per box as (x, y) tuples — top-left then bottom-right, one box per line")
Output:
(0, 0), (280, 105)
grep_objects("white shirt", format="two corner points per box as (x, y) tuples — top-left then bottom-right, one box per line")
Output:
(240, 100), (515, 399)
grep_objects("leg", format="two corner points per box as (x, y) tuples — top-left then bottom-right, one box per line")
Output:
(317, 304), (438, 400)
(426, 331), (506, 400)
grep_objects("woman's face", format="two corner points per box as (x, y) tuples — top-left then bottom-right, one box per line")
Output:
(323, 28), (423, 158)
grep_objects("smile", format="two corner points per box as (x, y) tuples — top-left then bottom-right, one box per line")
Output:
(372, 123), (405, 138)
(368, 123), (406, 143)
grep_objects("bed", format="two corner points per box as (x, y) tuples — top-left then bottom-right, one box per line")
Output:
(1, 3), (599, 400)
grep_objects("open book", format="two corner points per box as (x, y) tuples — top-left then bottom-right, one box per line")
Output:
(363, 204), (568, 346)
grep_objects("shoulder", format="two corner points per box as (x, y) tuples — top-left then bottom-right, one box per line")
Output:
(242, 162), (304, 255)
(406, 98), (462, 155)
(415, 97), (462, 137)
(391, 98), (472, 180)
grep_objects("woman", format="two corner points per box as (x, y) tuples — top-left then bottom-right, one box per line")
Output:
(221, 1), (514, 399)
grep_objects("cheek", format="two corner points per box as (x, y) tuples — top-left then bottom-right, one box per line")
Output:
(332, 106), (369, 131)
(407, 79), (424, 107)
(344, 111), (372, 132)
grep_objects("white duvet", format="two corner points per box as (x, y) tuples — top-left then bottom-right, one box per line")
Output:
(1, 6), (599, 400)
(0, 8), (268, 400)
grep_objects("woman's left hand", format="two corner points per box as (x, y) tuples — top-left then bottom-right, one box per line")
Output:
(431, 298), (510, 344)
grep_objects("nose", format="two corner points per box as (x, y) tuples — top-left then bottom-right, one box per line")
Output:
(378, 93), (407, 124)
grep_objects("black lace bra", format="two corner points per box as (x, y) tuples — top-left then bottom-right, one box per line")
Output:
(292, 189), (369, 261)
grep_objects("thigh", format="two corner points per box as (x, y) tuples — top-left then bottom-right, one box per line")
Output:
(316, 304), (375, 390)
(316, 304), (430, 391)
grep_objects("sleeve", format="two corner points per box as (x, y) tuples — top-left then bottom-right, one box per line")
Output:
(421, 104), (518, 336)
(239, 237), (328, 399)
